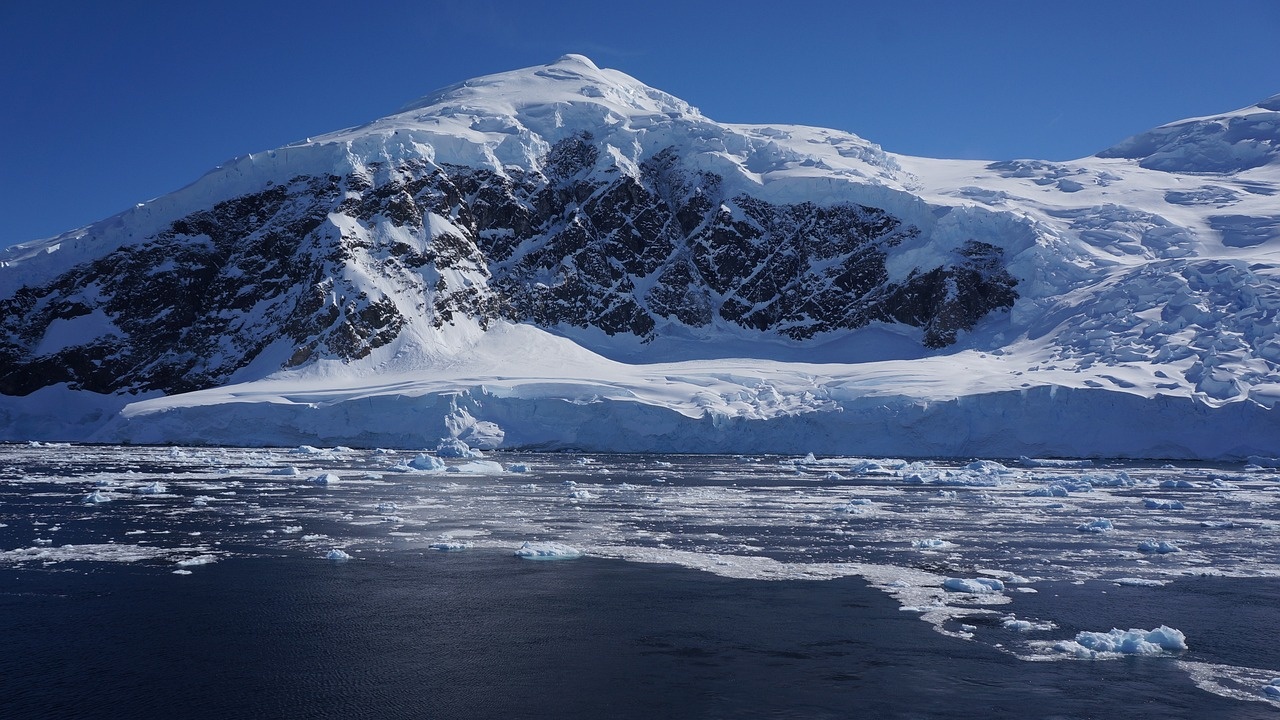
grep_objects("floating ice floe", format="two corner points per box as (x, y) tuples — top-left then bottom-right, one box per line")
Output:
(447, 460), (505, 474)
(913, 538), (954, 550)
(376, 502), (399, 514)
(307, 473), (341, 485)
(1018, 457), (1095, 469)
(1144, 498), (1186, 510)
(1138, 539), (1182, 554)
(1003, 616), (1057, 633)
(1112, 577), (1168, 587)
(1076, 518), (1115, 533)
(428, 541), (473, 551)
(514, 541), (583, 560)
(1264, 680), (1280, 697)
(509, 463), (530, 473)
(943, 577), (1005, 594)
(1052, 626), (1187, 659)
(837, 498), (875, 514)
(175, 554), (219, 567)
(269, 466), (300, 476)
(1160, 479), (1197, 489)
(137, 481), (167, 494)
(1081, 472), (1135, 488)
(1026, 485), (1070, 497)
(325, 549), (352, 561)
(82, 490), (111, 504)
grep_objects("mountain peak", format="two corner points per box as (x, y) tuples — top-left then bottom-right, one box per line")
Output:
(392, 55), (698, 122)
(553, 53), (600, 71)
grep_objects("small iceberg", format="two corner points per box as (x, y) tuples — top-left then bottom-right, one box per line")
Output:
(514, 541), (582, 560)
(436, 439), (483, 459)
(1138, 539), (1182, 554)
(1076, 518), (1114, 533)
(447, 460), (505, 474)
(1002, 616), (1056, 633)
(1053, 626), (1187, 659)
(307, 473), (341, 485)
(1143, 498), (1185, 510)
(428, 541), (474, 552)
(1026, 485), (1070, 497)
(82, 490), (112, 504)
(137, 481), (168, 495)
(325, 549), (352, 561)
(407, 453), (446, 471)
(943, 577), (1005, 594)
(269, 466), (301, 476)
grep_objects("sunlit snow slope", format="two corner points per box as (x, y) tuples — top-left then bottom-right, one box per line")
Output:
(1, 56), (1277, 458)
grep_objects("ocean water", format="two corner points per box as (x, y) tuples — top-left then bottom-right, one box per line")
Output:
(1, 445), (1279, 718)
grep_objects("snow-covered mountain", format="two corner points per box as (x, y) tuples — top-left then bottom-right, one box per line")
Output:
(2, 55), (1278, 458)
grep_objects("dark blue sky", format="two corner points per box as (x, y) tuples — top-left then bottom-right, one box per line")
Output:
(3, 0), (1277, 244)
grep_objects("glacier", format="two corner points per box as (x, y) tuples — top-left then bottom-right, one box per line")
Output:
(1, 55), (1278, 458)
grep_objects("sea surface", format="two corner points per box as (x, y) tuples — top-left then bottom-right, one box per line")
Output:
(2, 444), (1279, 718)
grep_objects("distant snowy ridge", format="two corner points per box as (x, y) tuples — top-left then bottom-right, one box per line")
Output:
(1, 56), (1278, 458)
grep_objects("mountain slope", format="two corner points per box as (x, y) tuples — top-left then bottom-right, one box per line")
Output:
(1, 56), (1277, 458)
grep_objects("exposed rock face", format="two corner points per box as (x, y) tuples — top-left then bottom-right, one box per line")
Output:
(0, 134), (1017, 396)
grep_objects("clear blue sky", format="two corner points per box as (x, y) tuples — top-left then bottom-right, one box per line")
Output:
(2, 0), (1277, 244)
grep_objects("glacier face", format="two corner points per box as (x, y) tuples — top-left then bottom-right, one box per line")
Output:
(1, 55), (1278, 457)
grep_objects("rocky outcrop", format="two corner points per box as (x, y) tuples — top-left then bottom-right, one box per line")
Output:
(0, 135), (1017, 396)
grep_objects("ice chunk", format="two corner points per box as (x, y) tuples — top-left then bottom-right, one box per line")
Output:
(1054, 626), (1187, 658)
(1018, 457), (1094, 469)
(307, 473), (341, 485)
(436, 439), (483, 459)
(137, 481), (167, 494)
(428, 541), (473, 551)
(1144, 498), (1185, 510)
(912, 538), (954, 550)
(325, 549), (352, 561)
(1160, 479), (1196, 489)
(1003, 616), (1056, 632)
(407, 453), (446, 471)
(509, 463), (530, 473)
(82, 490), (111, 504)
(1264, 679), (1280, 697)
(1026, 485), (1070, 497)
(1138, 539), (1182, 554)
(1112, 577), (1167, 587)
(1076, 518), (1114, 533)
(175, 554), (218, 567)
(965, 460), (1013, 474)
(943, 577), (1005, 594)
(447, 460), (505, 474)
(269, 466), (300, 476)
(514, 541), (582, 560)
(376, 502), (399, 514)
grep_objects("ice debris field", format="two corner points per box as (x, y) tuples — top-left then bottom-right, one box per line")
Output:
(3, 442), (1280, 707)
